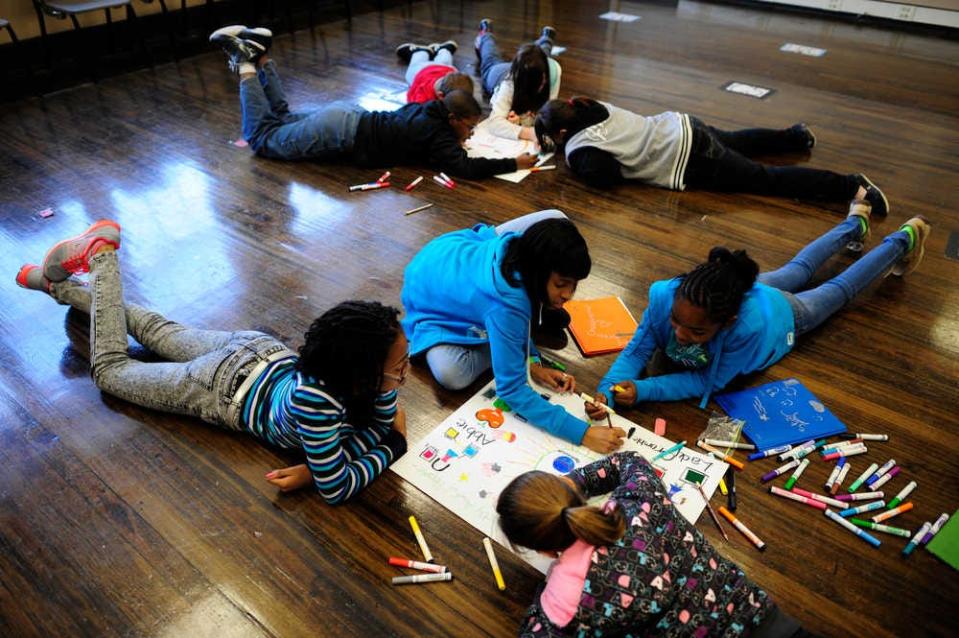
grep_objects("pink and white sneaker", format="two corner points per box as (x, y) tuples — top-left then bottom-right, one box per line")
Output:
(41, 220), (121, 282)
(16, 264), (51, 293)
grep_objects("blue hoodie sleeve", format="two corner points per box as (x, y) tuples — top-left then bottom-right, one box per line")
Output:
(597, 305), (660, 404)
(485, 308), (590, 444)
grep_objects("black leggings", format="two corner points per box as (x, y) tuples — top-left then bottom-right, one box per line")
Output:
(683, 116), (859, 201)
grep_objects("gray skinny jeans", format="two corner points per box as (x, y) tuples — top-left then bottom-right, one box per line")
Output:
(50, 251), (293, 429)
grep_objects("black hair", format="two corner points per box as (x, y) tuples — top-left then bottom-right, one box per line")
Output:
(436, 72), (474, 97)
(499, 218), (591, 308)
(509, 44), (551, 115)
(534, 96), (609, 151)
(676, 247), (760, 324)
(443, 89), (482, 119)
(296, 301), (401, 426)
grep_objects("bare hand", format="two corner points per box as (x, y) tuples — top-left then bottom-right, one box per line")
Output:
(265, 464), (312, 492)
(582, 426), (626, 454)
(611, 381), (637, 407)
(515, 153), (538, 170)
(518, 126), (537, 142)
(393, 406), (407, 438)
(584, 393), (609, 421)
(530, 364), (575, 393)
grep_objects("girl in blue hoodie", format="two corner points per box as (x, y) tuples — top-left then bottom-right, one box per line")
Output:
(587, 203), (930, 415)
(402, 211), (626, 454)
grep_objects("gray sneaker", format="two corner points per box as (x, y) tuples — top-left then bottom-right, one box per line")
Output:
(41, 220), (121, 282)
(16, 264), (51, 293)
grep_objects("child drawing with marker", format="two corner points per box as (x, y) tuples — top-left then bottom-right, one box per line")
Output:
(497, 452), (810, 637)
(534, 96), (890, 213)
(17, 222), (409, 505)
(586, 202), (930, 417)
(401, 211), (626, 454)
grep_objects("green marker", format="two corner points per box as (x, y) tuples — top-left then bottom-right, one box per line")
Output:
(783, 458), (810, 491)
(850, 518), (911, 538)
(540, 356), (567, 372)
(847, 462), (878, 493)
(887, 480), (917, 509)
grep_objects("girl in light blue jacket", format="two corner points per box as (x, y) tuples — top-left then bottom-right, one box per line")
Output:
(402, 210), (626, 454)
(588, 202), (930, 416)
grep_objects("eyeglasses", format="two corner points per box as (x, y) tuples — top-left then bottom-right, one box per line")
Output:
(383, 354), (411, 385)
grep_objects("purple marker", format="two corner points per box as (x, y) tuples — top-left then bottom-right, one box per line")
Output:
(921, 513), (950, 545)
(866, 459), (896, 487)
(870, 466), (901, 490)
(760, 459), (800, 483)
(748, 444), (792, 461)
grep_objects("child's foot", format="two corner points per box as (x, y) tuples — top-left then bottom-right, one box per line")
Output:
(210, 30), (265, 74)
(536, 26), (558, 47)
(845, 198), (871, 253)
(41, 220), (121, 282)
(475, 18), (493, 55)
(855, 174), (889, 218)
(429, 40), (458, 56)
(395, 42), (433, 63)
(892, 216), (931, 277)
(789, 123), (815, 150)
(16, 264), (51, 293)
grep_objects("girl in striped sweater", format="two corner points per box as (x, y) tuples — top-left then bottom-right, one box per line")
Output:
(534, 96), (890, 215)
(17, 222), (408, 505)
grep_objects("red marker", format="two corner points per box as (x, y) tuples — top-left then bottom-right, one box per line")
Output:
(432, 175), (454, 190)
(404, 175), (424, 191)
(388, 557), (448, 573)
(376, 170), (391, 183)
(438, 172), (456, 188)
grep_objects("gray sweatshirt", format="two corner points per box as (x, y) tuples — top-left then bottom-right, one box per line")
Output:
(564, 102), (692, 190)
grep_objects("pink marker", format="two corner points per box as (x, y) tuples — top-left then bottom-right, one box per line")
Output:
(770, 486), (826, 510)
(836, 491), (884, 502)
(823, 446), (867, 461)
(792, 487), (846, 508)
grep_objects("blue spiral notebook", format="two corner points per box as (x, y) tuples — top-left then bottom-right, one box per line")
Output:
(715, 379), (847, 450)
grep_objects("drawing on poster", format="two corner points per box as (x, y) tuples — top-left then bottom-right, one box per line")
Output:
(392, 379), (727, 573)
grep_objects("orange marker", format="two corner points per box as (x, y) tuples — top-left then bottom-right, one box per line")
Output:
(699, 441), (745, 471)
(871, 502), (914, 523)
(718, 506), (766, 551)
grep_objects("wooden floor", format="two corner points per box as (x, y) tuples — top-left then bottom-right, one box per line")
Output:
(2, 1), (958, 636)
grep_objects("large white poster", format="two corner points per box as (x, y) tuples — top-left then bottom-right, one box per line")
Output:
(393, 380), (728, 572)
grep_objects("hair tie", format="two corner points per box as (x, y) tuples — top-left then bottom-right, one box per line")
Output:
(567, 98), (575, 106)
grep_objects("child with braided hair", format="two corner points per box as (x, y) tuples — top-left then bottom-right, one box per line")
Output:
(498, 452), (811, 637)
(585, 202), (931, 416)
(16, 222), (409, 505)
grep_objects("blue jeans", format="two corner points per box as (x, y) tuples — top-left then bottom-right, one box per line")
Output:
(476, 33), (553, 95)
(758, 217), (910, 335)
(405, 48), (454, 85)
(424, 209), (568, 389)
(239, 61), (365, 160)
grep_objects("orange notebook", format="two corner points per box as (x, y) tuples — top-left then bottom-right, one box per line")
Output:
(564, 297), (638, 356)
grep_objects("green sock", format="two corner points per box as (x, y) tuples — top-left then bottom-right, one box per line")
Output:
(854, 216), (868, 239)
(899, 224), (916, 252)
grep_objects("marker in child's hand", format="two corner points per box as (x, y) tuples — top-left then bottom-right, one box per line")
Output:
(528, 165), (556, 173)
(580, 392), (616, 415)
(612, 385), (626, 393)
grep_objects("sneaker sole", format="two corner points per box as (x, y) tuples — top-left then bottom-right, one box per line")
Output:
(42, 220), (121, 282)
(15, 264), (47, 291)
(210, 25), (248, 42)
(859, 173), (890, 217)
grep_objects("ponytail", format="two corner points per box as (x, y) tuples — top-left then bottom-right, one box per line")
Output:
(496, 471), (626, 552)
(534, 96), (609, 151)
(676, 247), (759, 324)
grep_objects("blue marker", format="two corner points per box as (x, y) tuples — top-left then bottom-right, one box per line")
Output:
(652, 440), (687, 462)
(902, 522), (932, 557)
(838, 501), (885, 518)
(747, 444), (792, 461)
(824, 509), (881, 547)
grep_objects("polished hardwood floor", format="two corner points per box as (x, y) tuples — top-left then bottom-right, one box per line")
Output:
(1, 1), (958, 636)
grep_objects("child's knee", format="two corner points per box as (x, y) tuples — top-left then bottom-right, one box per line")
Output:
(426, 349), (479, 390)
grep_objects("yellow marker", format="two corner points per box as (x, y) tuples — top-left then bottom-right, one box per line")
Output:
(719, 477), (729, 495)
(409, 516), (434, 562)
(612, 385), (626, 393)
(483, 537), (506, 590)
(579, 392), (616, 415)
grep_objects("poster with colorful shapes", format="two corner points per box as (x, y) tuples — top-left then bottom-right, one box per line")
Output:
(392, 380), (728, 573)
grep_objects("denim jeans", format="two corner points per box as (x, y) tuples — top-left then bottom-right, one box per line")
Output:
(683, 116), (860, 201)
(423, 209), (568, 389)
(758, 217), (910, 335)
(240, 61), (365, 160)
(50, 252), (293, 429)
(476, 33), (553, 95)
(405, 48), (454, 85)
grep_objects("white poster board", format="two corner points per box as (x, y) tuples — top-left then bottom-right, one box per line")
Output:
(392, 380), (727, 572)
(464, 121), (554, 183)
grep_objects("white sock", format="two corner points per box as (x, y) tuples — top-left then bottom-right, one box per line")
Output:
(237, 62), (256, 76)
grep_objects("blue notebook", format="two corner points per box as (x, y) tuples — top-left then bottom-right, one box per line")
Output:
(715, 379), (847, 450)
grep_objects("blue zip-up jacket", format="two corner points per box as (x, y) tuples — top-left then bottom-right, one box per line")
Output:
(401, 224), (590, 444)
(599, 279), (795, 409)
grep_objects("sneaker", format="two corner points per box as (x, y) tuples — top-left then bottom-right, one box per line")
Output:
(430, 40), (458, 56)
(475, 18), (493, 56)
(845, 198), (871, 252)
(790, 122), (815, 150)
(537, 26), (557, 47)
(856, 174), (889, 217)
(891, 216), (931, 277)
(210, 31), (264, 73)
(238, 26), (272, 56)
(41, 220), (121, 282)
(16, 264), (51, 293)
(395, 42), (432, 63)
